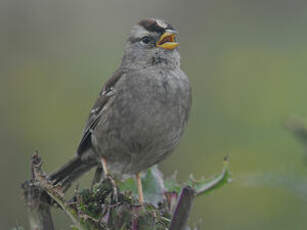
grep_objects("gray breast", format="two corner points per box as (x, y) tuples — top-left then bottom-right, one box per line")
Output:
(92, 67), (191, 175)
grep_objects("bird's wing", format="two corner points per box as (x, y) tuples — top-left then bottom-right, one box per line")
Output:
(76, 70), (123, 155)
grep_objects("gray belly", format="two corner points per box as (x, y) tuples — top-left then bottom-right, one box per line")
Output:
(91, 69), (191, 175)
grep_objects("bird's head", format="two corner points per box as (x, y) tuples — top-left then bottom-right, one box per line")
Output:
(121, 18), (181, 70)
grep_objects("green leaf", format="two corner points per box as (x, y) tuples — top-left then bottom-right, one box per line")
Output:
(118, 166), (165, 205)
(164, 171), (181, 193)
(164, 157), (231, 197)
(118, 177), (137, 195)
(141, 166), (165, 205)
(189, 157), (231, 196)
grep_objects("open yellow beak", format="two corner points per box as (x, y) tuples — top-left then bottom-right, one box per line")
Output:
(156, 31), (179, 50)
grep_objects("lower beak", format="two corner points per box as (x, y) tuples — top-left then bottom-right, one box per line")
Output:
(156, 32), (179, 50)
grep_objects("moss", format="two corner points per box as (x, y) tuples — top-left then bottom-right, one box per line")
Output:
(67, 178), (172, 230)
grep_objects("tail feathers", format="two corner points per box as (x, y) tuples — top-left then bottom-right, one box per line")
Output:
(60, 161), (97, 192)
(49, 156), (97, 191)
(49, 157), (82, 184)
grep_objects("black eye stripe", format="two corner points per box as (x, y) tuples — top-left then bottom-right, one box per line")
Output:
(129, 36), (155, 45)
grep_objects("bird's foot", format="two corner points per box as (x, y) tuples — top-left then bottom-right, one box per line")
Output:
(106, 174), (118, 203)
(99, 157), (118, 202)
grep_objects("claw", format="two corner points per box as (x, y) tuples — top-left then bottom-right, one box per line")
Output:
(100, 157), (118, 203)
(107, 175), (118, 203)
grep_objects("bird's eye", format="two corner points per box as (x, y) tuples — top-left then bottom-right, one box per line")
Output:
(141, 36), (151, 44)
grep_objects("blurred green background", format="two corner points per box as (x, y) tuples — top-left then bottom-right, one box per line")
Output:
(2, 0), (307, 229)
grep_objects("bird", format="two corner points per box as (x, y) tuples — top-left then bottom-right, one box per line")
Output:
(49, 18), (192, 205)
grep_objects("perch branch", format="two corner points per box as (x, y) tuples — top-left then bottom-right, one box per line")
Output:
(169, 186), (195, 230)
(22, 153), (54, 230)
(32, 154), (85, 230)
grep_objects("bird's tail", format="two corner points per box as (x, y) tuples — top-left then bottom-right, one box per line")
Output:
(49, 156), (97, 192)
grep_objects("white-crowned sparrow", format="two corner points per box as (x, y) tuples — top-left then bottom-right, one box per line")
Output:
(49, 18), (192, 204)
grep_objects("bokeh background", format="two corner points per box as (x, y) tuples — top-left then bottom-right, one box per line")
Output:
(2, 0), (307, 229)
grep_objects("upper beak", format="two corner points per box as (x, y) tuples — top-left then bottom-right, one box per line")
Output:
(156, 31), (179, 50)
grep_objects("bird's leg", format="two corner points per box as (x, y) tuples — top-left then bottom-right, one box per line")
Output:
(136, 172), (144, 205)
(100, 157), (118, 202)
(100, 157), (109, 176)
